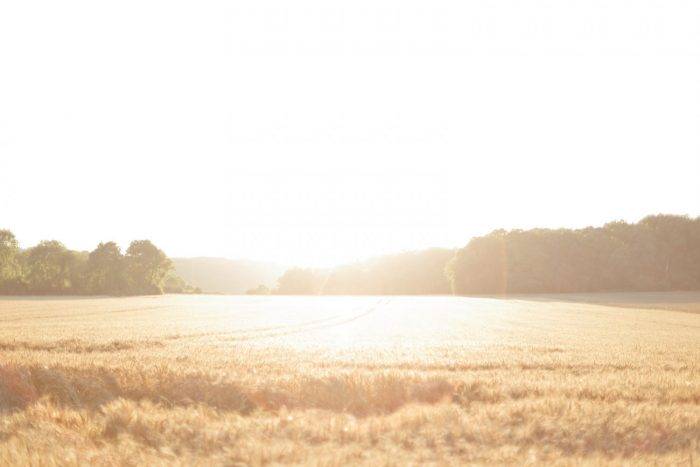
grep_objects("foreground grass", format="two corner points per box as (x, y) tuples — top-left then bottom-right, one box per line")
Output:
(1, 294), (699, 465)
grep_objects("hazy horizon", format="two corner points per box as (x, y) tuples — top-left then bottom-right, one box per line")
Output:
(3, 211), (700, 269)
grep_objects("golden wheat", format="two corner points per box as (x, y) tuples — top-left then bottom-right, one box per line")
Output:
(0, 294), (699, 465)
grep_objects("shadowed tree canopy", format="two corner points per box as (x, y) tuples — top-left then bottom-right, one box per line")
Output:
(0, 230), (20, 291)
(24, 240), (80, 294)
(126, 240), (173, 295)
(0, 232), (192, 296)
(87, 242), (127, 295)
(447, 215), (700, 295)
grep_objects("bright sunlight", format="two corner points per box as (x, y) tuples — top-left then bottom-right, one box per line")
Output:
(1, 0), (699, 466)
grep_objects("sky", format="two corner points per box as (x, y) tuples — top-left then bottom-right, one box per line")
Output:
(0, 0), (698, 267)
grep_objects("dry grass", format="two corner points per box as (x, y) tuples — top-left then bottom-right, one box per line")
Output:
(1, 294), (699, 465)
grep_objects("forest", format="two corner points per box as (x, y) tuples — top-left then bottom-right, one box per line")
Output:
(448, 214), (700, 294)
(0, 233), (196, 295)
(256, 214), (700, 295)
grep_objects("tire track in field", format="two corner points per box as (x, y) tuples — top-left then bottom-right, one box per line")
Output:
(165, 298), (388, 342)
(165, 313), (345, 341)
(224, 298), (387, 342)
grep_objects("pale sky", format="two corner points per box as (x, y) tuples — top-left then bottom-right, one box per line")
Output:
(1, 0), (698, 267)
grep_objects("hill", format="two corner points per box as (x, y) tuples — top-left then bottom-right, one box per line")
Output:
(172, 257), (284, 294)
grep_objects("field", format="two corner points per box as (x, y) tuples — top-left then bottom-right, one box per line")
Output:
(1, 294), (699, 466)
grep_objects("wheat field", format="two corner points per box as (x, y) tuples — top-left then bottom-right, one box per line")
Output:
(0, 294), (699, 466)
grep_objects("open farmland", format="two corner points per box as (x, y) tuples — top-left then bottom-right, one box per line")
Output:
(0, 294), (699, 465)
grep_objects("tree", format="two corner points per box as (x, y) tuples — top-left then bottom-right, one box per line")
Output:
(447, 233), (508, 295)
(274, 268), (321, 295)
(25, 240), (78, 294)
(448, 215), (700, 295)
(0, 235), (191, 297)
(163, 272), (201, 294)
(246, 284), (270, 295)
(87, 242), (126, 295)
(322, 248), (454, 295)
(0, 230), (21, 292)
(125, 240), (172, 294)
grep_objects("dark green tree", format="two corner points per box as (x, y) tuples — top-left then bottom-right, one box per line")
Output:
(125, 240), (172, 294)
(0, 230), (21, 292)
(25, 240), (78, 294)
(447, 215), (700, 295)
(87, 242), (126, 295)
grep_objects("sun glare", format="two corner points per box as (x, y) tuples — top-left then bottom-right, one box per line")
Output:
(1, 0), (699, 465)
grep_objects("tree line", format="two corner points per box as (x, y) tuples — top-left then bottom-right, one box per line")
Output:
(247, 248), (454, 296)
(447, 214), (700, 294)
(0, 230), (197, 295)
(4, 214), (699, 296)
(250, 214), (700, 295)
(323, 248), (453, 295)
